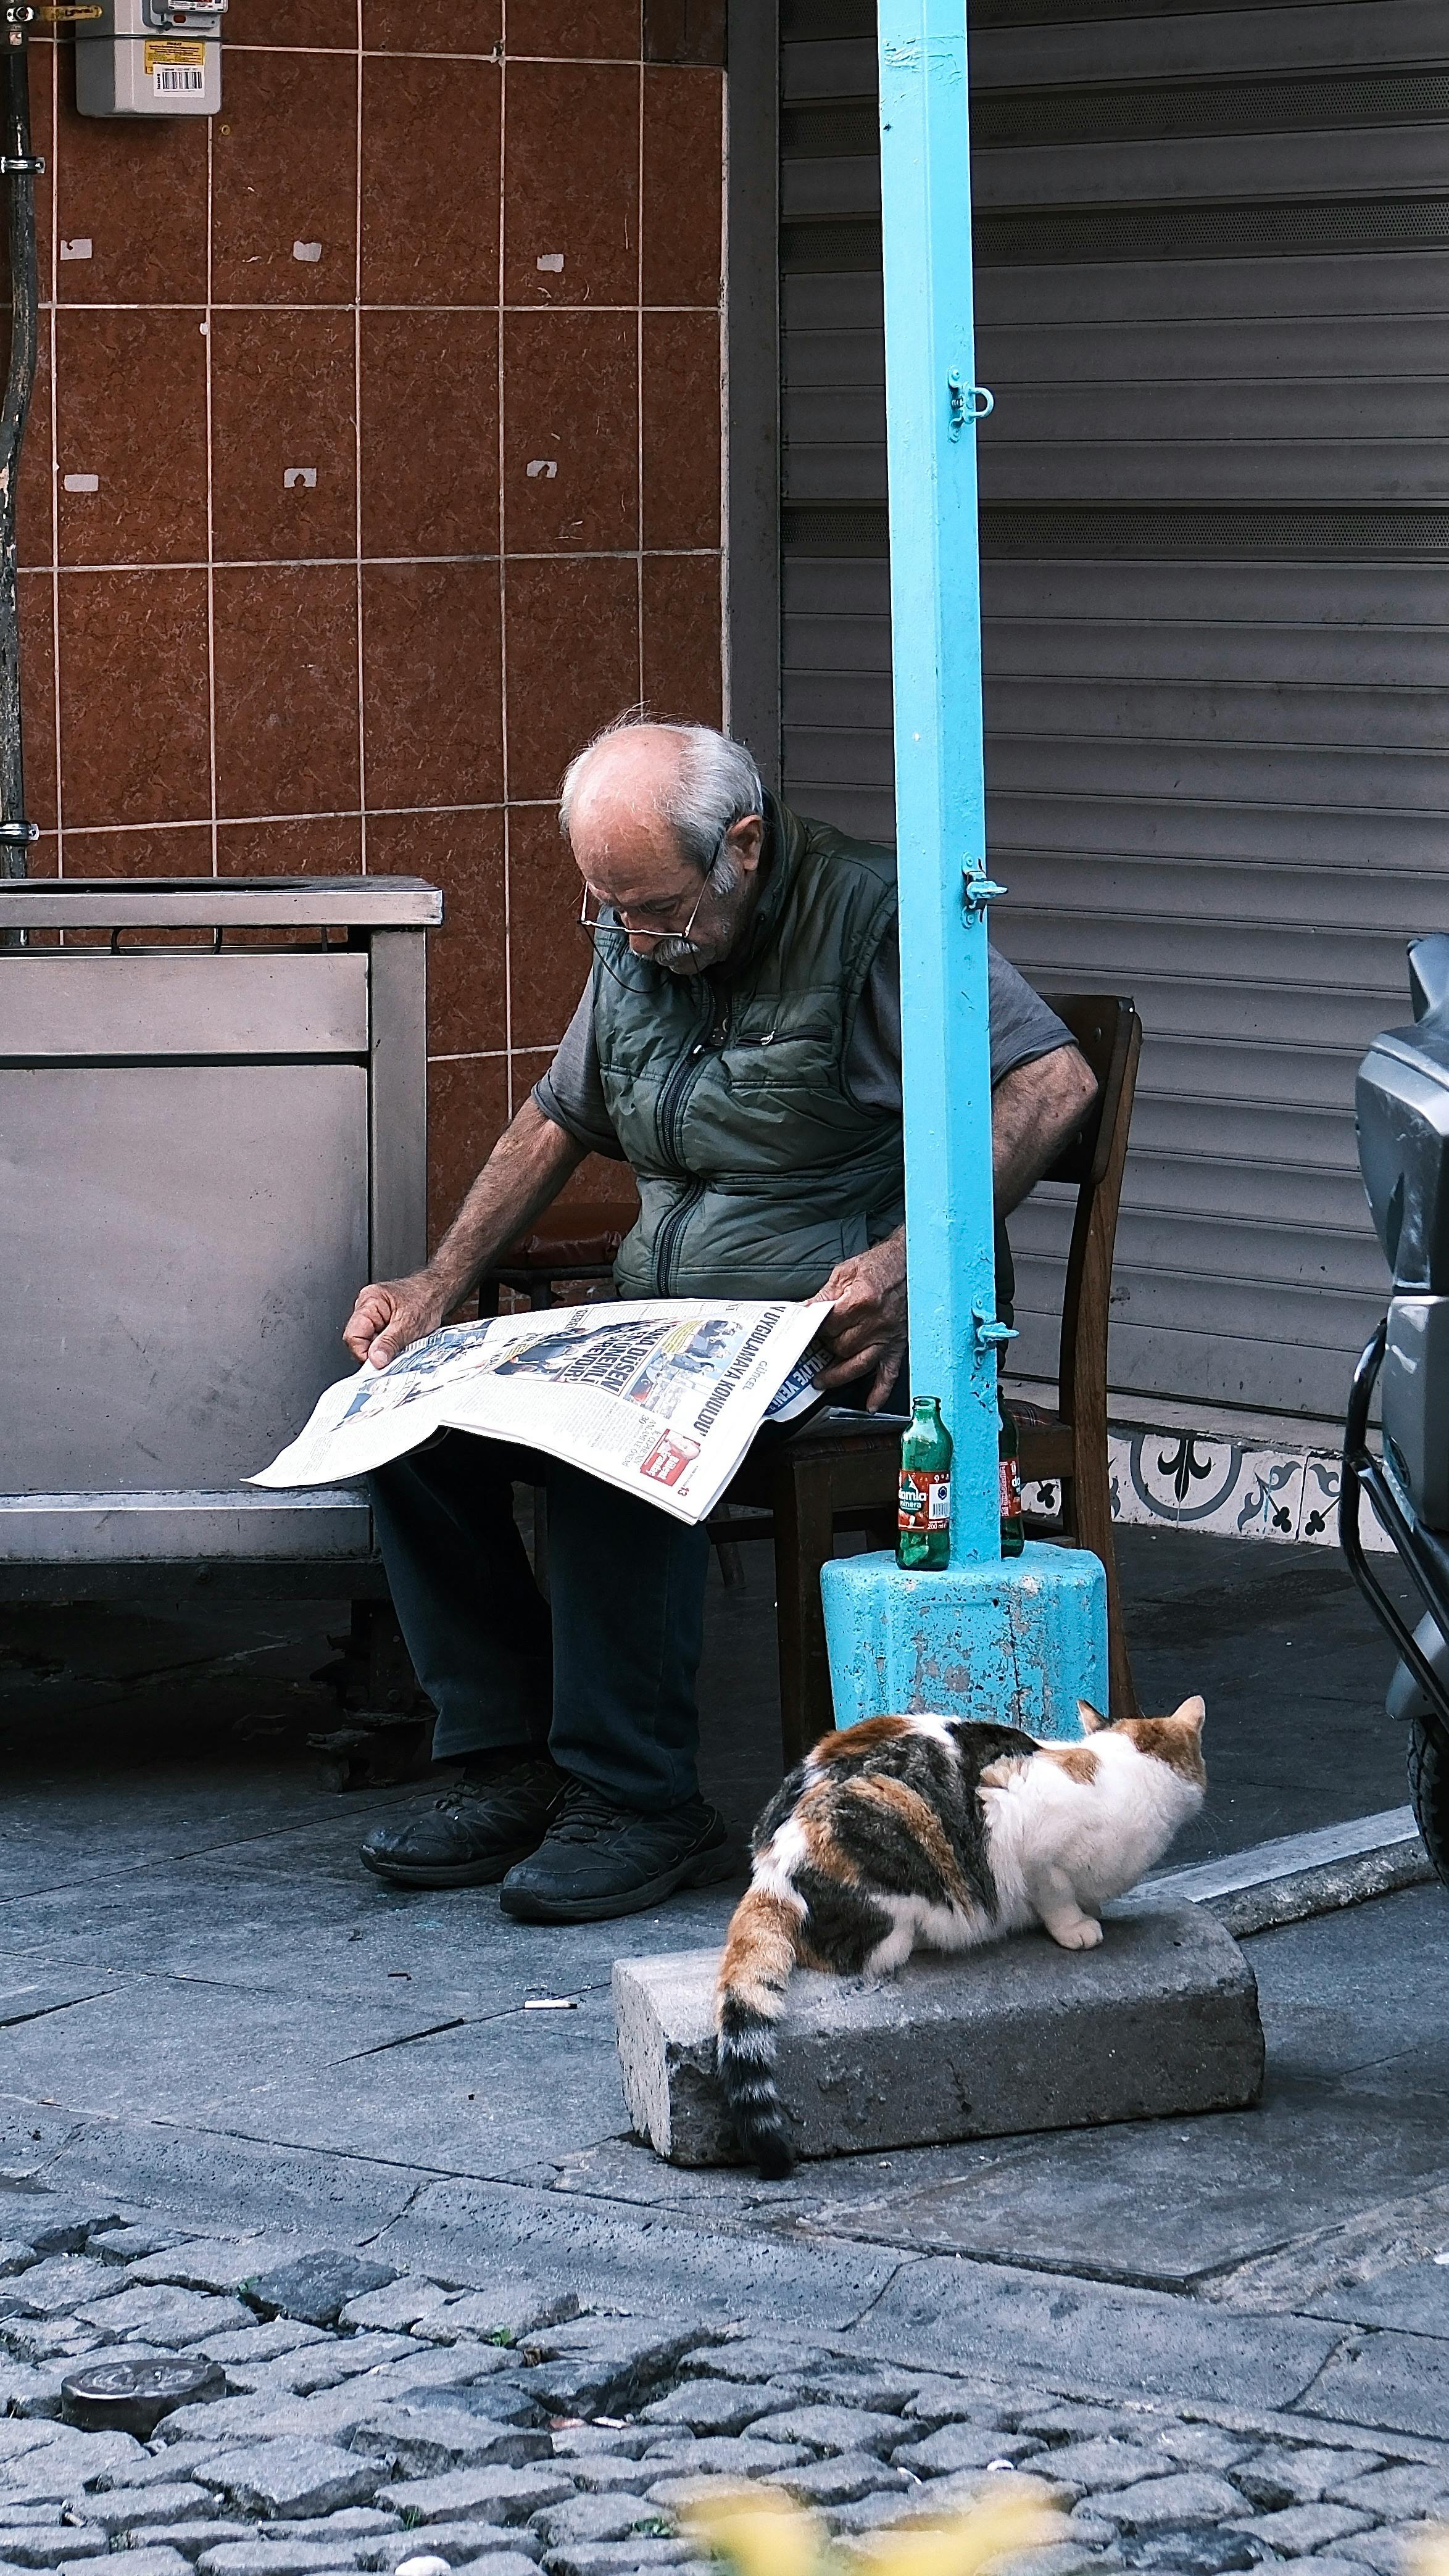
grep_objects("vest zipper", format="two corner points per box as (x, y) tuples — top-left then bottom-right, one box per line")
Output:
(652, 988), (716, 1294)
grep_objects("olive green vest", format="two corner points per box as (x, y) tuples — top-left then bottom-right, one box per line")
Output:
(594, 797), (904, 1301)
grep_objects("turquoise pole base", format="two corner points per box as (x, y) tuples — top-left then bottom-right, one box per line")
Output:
(820, 1540), (1108, 1742)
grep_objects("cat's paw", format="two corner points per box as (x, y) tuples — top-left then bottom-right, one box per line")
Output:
(1052, 1915), (1103, 1950)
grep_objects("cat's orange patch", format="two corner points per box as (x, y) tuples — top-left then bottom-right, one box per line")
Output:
(979, 1752), (1031, 1788)
(717, 1888), (800, 2019)
(843, 1773), (972, 1906)
(810, 1715), (913, 1765)
(1043, 1743), (1100, 1785)
(1119, 1715), (1207, 1787)
(795, 1787), (862, 1884)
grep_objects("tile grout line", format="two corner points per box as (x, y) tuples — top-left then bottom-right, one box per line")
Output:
(47, 36), (61, 885)
(635, 46), (644, 714)
(717, 70), (729, 730)
(204, 104), (217, 876)
(353, 0), (367, 877)
(499, 8), (513, 1121)
(33, 549), (720, 572)
(39, 300), (720, 313)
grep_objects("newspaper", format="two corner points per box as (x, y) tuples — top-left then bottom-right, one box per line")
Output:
(251, 1298), (832, 1527)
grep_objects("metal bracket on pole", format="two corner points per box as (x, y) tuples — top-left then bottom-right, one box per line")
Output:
(961, 860), (1006, 919)
(947, 371), (993, 439)
(973, 1306), (1018, 1354)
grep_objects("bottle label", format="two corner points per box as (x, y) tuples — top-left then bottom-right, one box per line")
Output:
(1000, 1456), (1023, 1522)
(900, 1471), (951, 1531)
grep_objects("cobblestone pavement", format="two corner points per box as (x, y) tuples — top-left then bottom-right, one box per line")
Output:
(3, 1541), (1447, 2574)
(1, 2211), (1448, 2576)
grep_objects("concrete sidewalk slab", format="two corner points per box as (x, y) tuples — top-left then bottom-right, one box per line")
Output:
(613, 1903), (1264, 2166)
(1129, 1807), (1434, 1937)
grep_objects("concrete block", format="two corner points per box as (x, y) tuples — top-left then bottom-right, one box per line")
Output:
(745, 2405), (903, 2455)
(639, 2380), (778, 2436)
(413, 2287), (573, 2348)
(528, 2493), (662, 2546)
(85, 2482), (217, 2532)
(565, 2456), (691, 2495)
(613, 1904), (1264, 2165)
(890, 2426), (1042, 2477)
(766, 2454), (911, 2506)
(195, 2549), (372, 2576)
(541, 2548), (689, 2576)
(1228, 2504), (1374, 2554)
(243, 2256), (397, 2330)
(1090, 2473), (1248, 2529)
(375, 2467), (574, 2526)
(0, 2532), (109, 2567)
(350, 2404), (551, 2477)
(365, 2529), (540, 2572)
(0, 2256), (115, 2318)
(513, 2324), (700, 2417)
(204, 2437), (381, 2517)
(66, 2553), (191, 2576)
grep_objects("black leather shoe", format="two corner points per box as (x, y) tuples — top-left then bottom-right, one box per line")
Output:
(499, 1781), (734, 1923)
(360, 1756), (566, 1888)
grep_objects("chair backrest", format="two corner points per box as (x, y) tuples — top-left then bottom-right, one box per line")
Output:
(1029, 993), (1142, 1431)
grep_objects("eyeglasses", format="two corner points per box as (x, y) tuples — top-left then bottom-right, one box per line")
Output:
(578, 847), (722, 954)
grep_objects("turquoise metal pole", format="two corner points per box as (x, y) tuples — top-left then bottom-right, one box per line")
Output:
(820, 0), (1109, 1735)
(878, 0), (1001, 1565)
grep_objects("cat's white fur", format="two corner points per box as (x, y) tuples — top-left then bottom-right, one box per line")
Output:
(858, 1699), (1206, 1976)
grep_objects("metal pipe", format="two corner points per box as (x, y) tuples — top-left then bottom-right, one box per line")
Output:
(0, 0), (39, 884)
(878, 0), (1003, 1565)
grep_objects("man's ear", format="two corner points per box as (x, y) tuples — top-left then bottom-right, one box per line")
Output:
(729, 813), (766, 876)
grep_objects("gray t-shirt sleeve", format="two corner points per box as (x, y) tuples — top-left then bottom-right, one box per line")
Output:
(986, 944), (1076, 1083)
(845, 924), (1074, 1110)
(531, 979), (628, 1159)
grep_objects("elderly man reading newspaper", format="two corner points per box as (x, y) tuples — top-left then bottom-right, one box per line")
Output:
(344, 720), (1097, 1924)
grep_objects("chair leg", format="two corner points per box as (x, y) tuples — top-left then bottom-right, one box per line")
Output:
(1066, 1465), (1139, 1720)
(771, 1453), (839, 1770)
(710, 1504), (747, 1590)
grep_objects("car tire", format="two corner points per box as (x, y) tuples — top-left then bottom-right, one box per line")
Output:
(1408, 1713), (1449, 1892)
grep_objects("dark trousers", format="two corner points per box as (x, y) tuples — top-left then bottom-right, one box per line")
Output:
(369, 1432), (712, 1814)
(370, 1362), (908, 1817)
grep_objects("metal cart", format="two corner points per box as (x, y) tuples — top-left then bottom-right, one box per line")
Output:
(0, 877), (439, 1649)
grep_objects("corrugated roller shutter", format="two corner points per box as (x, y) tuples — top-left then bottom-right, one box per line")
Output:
(779, 0), (1449, 1424)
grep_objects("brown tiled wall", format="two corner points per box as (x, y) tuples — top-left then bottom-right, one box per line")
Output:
(19, 1), (724, 1242)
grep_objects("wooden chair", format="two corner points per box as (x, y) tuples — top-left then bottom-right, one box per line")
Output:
(711, 991), (1144, 1759)
(476, 1206), (629, 1317)
(477, 993), (1142, 1761)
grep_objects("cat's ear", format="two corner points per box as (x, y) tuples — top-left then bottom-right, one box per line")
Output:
(1076, 1700), (1106, 1733)
(1168, 1695), (1206, 1733)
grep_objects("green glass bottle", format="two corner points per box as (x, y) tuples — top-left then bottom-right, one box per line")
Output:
(999, 1395), (1025, 1557)
(897, 1396), (953, 1570)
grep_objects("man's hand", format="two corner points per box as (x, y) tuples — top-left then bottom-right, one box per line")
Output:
(810, 1228), (907, 1410)
(342, 1100), (590, 1373)
(343, 1270), (449, 1370)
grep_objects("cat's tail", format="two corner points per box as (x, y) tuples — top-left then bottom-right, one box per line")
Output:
(714, 1885), (802, 2179)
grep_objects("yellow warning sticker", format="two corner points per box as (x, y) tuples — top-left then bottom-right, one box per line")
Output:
(144, 38), (206, 67)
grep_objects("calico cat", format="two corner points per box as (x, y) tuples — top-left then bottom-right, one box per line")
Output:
(715, 1699), (1206, 2178)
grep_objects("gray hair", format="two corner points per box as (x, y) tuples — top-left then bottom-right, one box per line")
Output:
(558, 718), (764, 874)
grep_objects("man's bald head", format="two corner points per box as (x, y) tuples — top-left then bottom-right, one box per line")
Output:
(560, 723), (693, 872)
(560, 719), (766, 974)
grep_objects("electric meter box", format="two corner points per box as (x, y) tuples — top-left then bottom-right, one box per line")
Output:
(76, 0), (224, 117)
